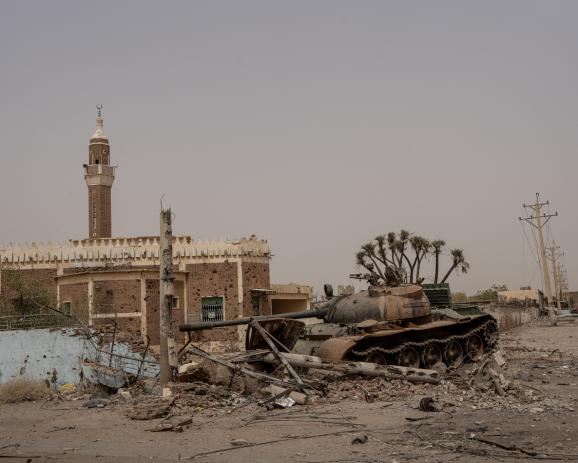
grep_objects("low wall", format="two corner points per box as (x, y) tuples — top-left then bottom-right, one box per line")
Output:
(481, 306), (540, 331)
(0, 328), (90, 386)
(0, 327), (158, 386)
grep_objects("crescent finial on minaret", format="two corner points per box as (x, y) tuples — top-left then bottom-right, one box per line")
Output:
(91, 105), (107, 140)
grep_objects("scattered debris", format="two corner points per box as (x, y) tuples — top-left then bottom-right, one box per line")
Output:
(116, 388), (132, 401)
(82, 398), (111, 409)
(147, 422), (177, 433)
(418, 397), (439, 412)
(267, 385), (311, 406)
(230, 439), (249, 447)
(273, 396), (295, 408)
(474, 435), (538, 457)
(46, 425), (76, 433)
(125, 398), (174, 420)
(351, 434), (368, 444)
(470, 352), (511, 396)
(261, 352), (441, 384)
(58, 383), (77, 396)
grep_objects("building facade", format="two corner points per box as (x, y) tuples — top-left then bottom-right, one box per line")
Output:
(0, 235), (271, 350)
(0, 109), (310, 351)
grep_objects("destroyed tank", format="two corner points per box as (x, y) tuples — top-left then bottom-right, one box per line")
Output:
(180, 284), (498, 369)
(288, 284), (498, 369)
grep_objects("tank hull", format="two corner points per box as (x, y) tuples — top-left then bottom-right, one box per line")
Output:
(293, 313), (498, 368)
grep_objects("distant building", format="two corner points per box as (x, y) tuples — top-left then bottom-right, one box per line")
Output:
(497, 289), (544, 308)
(0, 109), (310, 351)
(270, 284), (311, 314)
(565, 291), (578, 309)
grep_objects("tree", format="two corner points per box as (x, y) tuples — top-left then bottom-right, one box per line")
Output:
(0, 268), (52, 315)
(452, 291), (468, 303)
(431, 240), (446, 284)
(440, 249), (470, 283)
(355, 230), (469, 287)
(410, 236), (431, 283)
(474, 284), (508, 301)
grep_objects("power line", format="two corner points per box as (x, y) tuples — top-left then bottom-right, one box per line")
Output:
(519, 193), (558, 320)
(519, 221), (540, 289)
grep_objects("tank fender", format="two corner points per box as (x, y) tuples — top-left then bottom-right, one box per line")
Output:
(317, 336), (362, 362)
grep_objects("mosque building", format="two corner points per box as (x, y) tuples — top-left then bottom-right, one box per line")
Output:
(0, 108), (310, 351)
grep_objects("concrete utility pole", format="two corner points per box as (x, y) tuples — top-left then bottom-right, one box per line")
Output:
(519, 193), (557, 320)
(159, 208), (178, 388)
(546, 242), (563, 310)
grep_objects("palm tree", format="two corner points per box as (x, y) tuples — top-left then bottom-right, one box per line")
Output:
(355, 231), (469, 287)
(374, 235), (394, 267)
(440, 249), (470, 283)
(389, 229), (411, 272)
(413, 237), (431, 283)
(431, 239), (446, 283)
(386, 232), (397, 263)
(408, 236), (423, 282)
(361, 242), (387, 282)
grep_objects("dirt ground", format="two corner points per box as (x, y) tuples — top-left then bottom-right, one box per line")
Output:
(1, 321), (578, 463)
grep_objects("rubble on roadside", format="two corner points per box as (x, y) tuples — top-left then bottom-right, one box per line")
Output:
(42, 322), (578, 426)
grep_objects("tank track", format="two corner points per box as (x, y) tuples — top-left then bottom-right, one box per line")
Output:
(349, 318), (498, 366)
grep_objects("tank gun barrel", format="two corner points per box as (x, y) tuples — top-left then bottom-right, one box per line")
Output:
(179, 307), (328, 332)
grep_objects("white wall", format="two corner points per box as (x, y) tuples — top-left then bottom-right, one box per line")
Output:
(0, 328), (159, 386)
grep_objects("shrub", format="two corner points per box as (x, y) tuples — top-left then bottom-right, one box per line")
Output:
(0, 377), (52, 403)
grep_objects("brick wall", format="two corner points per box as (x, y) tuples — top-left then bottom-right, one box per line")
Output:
(89, 139), (110, 165)
(242, 262), (271, 316)
(144, 279), (185, 345)
(92, 316), (142, 340)
(145, 279), (160, 344)
(93, 280), (141, 315)
(185, 262), (239, 319)
(88, 185), (112, 239)
(59, 282), (89, 322)
(0, 268), (58, 315)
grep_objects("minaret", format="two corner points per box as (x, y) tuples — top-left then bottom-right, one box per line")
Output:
(84, 105), (116, 239)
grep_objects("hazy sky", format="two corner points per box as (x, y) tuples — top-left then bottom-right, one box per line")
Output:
(1, 1), (577, 295)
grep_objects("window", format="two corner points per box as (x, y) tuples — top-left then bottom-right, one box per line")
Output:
(201, 297), (224, 322)
(173, 296), (180, 309)
(62, 301), (71, 315)
(251, 295), (261, 316)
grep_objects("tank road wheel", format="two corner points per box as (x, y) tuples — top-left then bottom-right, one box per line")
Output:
(483, 321), (499, 348)
(466, 334), (484, 361)
(421, 344), (442, 369)
(364, 351), (388, 365)
(444, 340), (464, 368)
(397, 347), (420, 368)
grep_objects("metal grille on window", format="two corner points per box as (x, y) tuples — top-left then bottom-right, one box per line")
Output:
(201, 297), (224, 322)
(62, 302), (71, 315)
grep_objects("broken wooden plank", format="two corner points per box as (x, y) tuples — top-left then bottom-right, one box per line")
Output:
(186, 345), (312, 391)
(249, 321), (306, 392)
(261, 352), (440, 384)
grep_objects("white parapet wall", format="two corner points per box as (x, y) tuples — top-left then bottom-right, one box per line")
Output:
(0, 235), (270, 270)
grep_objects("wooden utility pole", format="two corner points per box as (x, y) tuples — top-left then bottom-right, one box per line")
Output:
(519, 193), (557, 320)
(159, 208), (178, 388)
